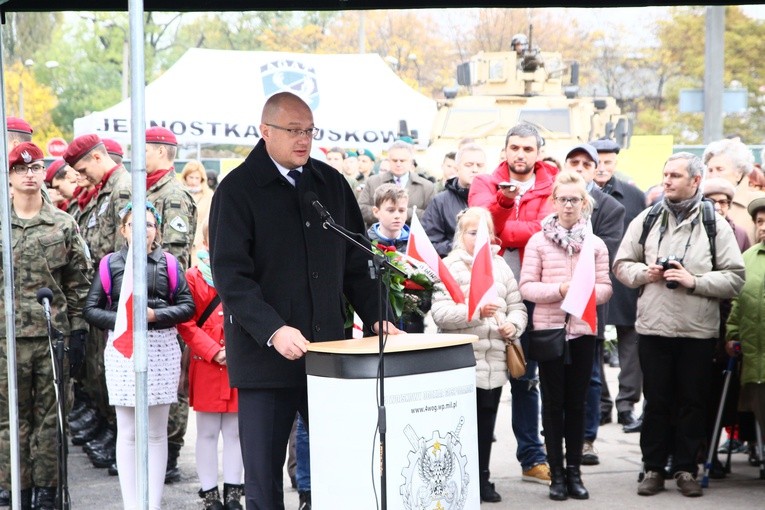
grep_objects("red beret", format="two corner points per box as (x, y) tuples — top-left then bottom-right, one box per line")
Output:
(64, 134), (103, 166)
(102, 138), (124, 157)
(6, 116), (33, 135)
(9, 142), (44, 169)
(146, 126), (177, 146)
(45, 159), (68, 184)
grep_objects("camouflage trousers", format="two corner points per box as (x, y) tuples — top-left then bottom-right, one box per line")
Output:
(0, 336), (71, 489)
(82, 327), (116, 425)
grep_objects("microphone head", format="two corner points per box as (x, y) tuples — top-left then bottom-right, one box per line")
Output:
(304, 191), (320, 208)
(36, 287), (54, 305)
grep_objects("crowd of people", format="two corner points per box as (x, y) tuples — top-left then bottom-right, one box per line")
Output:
(2, 91), (765, 510)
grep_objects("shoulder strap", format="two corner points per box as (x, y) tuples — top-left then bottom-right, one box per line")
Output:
(701, 198), (717, 270)
(99, 253), (113, 307)
(638, 202), (663, 247)
(196, 295), (222, 328)
(164, 252), (179, 301)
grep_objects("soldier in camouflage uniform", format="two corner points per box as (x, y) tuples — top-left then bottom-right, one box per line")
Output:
(0, 143), (91, 509)
(64, 135), (133, 470)
(144, 127), (197, 482)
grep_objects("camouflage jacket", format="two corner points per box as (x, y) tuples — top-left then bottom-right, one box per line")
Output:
(82, 166), (132, 268)
(148, 170), (197, 271)
(0, 201), (92, 337)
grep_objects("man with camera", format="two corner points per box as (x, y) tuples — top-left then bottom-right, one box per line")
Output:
(613, 152), (745, 498)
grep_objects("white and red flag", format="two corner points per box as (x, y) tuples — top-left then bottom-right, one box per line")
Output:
(561, 224), (597, 333)
(467, 217), (498, 320)
(407, 210), (465, 304)
(112, 244), (135, 358)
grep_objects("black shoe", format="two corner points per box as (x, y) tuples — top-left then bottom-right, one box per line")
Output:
(0, 488), (8, 506)
(549, 466), (568, 501)
(199, 486), (224, 510)
(565, 466), (589, 500)
(34, 487), (56, 510)
(599, 411), (612, 425)
(618, 410), (637, 426)
(165, 444), (182, 484)
(84, 426), (116, 455)
(479, 470), (501, 502)
(623, 415), (643, 433)
(13, 488), (33, 510)
(69, 408), (99, 435)
(71, 419), (103, 446)
(164, 466), (181, 484)
(223, 483), (245, 510)
(89, 443), (116, 468)
(297, 490), (311, 510)
(108, 462), (119, 476)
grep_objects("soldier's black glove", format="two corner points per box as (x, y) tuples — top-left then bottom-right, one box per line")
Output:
(68, 329), (87, 378)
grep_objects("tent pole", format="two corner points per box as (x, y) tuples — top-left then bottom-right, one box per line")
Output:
(129, 2), (150, 509)
(0, 20), (23, 510)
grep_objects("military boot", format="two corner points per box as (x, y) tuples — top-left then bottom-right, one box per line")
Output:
(165, 443), (182, 484)
(89, 439), (116, 469)
(71, 416), (103, 445)
(34, 487), (57, 510)
(84, 425), (116, 455)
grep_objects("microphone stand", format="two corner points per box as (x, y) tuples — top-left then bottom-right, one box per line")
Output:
(318, 216), (405, 510)
(41, 302), (70, 510)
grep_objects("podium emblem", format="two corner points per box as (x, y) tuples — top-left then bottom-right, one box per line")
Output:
(400, 418), (469, 509)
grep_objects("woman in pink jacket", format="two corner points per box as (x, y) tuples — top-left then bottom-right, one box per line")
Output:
(519, 171), (612, 502)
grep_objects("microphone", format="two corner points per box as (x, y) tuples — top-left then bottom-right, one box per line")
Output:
(304, 191), (334, 223)
(37, 287), (54, 322)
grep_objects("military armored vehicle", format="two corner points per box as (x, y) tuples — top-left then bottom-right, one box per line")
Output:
(425, 36), (632, 172)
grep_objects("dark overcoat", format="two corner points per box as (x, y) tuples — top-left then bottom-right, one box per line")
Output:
(208, 139), (381, 388)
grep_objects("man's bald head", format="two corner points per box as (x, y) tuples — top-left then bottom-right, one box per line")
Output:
(261, 92), (311, 124)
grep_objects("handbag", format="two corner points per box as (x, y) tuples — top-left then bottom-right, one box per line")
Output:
(506, 338), (527, 379)
(527, 314), (569, 363)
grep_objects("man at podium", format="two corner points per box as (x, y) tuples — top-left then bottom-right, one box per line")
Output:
(209, 91), (400, 510)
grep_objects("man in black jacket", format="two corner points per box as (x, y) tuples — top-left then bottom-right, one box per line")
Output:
(590, 138), (647, 432)
(421, 144), (487, 257)
(209, 92), (399, 509)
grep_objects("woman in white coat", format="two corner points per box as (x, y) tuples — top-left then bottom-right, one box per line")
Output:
(431, 206), (528, 503)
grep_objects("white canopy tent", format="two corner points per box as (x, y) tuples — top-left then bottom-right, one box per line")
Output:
(74, 48), (436, 153)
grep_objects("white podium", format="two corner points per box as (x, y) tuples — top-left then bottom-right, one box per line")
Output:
(306, 333), (480, 510)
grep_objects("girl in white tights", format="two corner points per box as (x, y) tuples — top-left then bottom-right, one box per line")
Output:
(83, 203), (195, 509)
(177, 222), (243, 509)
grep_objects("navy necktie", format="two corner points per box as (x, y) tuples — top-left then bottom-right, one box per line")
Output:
(288, 169), (302, 187)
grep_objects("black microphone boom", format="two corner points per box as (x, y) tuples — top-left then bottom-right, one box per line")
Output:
(36, 287), (54, 305)
(304, 191), (334, 223)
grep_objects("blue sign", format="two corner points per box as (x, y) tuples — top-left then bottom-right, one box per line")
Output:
(260, 59), (320, 110)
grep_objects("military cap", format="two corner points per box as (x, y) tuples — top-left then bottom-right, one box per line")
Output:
(44, 159), (68, 184)
(358, 149), (376, 161)
(9, 142), (44, 169)
(102, 138), (124, 157)
(6, 116), (33, 134)
(146, 126), (177, 146)
(64, 134), (104, 166)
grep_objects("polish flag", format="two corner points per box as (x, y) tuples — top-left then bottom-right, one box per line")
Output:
(112, 245), (135, 358)
(407, 210), (465, 304)
(468, 217), (498, 321)
(561, 225), (597, 333)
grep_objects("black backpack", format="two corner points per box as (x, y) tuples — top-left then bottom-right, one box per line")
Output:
(638, 198), (718, 270)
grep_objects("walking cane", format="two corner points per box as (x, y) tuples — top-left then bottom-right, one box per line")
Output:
(701, 348), (738, 488)
(37, 288), (71, 510)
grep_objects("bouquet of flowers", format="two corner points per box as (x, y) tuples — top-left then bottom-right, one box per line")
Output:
(371, 241), (435, 319)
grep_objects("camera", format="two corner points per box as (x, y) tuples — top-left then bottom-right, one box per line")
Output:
(656, 255), (683, 289)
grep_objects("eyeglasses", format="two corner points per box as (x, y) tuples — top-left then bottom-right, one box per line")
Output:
(554, 196), (583, 205)
(265, 124), (319, 139)
(11, 164), (45, 175)
(127, 222), (157, 230)
(710, 198), (731, 207)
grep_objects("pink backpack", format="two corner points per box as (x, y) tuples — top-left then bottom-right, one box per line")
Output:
(98, 251), (178, 306)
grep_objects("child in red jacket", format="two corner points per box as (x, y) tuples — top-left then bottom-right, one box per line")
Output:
(177, 221), (243, 510)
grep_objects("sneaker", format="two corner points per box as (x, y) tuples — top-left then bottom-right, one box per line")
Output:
(674, 471), (702, 497)
(718, 438), (746, 454)
(522, 463), (551, 485)
(581, 441), (600, 466)
(637, 470), (665, 496)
